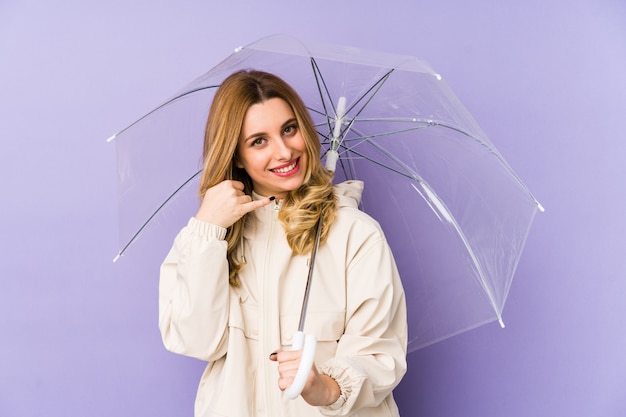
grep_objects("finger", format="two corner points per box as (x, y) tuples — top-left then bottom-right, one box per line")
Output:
(235, 194), (253, 204)
(226, 180), (245, 191)
(277, 360), (311, 391)
(240, 196), (275, 215)
(275, 351), (303, 374)
(269, 348), (286, 362)
(275, 349), (300, 362)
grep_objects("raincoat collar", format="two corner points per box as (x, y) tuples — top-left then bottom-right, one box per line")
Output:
(249, 180), (363, 209)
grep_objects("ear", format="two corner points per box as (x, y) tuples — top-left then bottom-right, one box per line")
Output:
(234, 156), (244, 169)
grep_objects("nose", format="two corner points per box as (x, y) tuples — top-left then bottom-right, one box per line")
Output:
(272, 137), (292, 161)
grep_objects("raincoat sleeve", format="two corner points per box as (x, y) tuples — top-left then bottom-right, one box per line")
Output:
(158, 217), (231, 362)
(318, 221), (408, 416)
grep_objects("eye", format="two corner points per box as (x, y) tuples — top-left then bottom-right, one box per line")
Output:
(251, 137), (266, 146)
(283, 124), (298, 136)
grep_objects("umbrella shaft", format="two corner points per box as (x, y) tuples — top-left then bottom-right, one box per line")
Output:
(297, 219), (323, 332)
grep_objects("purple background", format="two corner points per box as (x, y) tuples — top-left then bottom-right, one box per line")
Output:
(1, 1), (625, 416)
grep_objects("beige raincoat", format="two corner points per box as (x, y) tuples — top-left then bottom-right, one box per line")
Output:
(159, 181), (407, 416)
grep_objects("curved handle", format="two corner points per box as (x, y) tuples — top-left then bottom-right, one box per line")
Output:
(285, 331), (317, 399)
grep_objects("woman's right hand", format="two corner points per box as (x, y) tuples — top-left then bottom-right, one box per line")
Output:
(195, 180), (274, 228)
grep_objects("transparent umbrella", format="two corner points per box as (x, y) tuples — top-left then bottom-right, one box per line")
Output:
(108, 34), (543, 353)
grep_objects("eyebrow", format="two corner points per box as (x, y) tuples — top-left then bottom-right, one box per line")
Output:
(242, 118), (298, 143)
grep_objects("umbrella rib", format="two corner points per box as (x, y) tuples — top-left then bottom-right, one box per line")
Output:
(338, 70), (394, 143)
(324, 111), (543, 214)
(306, 63), (395, 154)
(329, 145), (415, 179)
(411, 181), (503, 325)
(107, 85), (220, 142)
(310, 58), (335, 136)
(340, 124), (431, 143)
(114, 169), (202, 261)
(356, 137), (502, 321)
(344, 69), (394, 122)
(327, 118), (543, 211)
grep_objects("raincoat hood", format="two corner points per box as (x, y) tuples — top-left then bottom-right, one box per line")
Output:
(334, 180), (363, 209)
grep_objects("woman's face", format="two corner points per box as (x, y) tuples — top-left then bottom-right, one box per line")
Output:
(236, 97), (308, 199)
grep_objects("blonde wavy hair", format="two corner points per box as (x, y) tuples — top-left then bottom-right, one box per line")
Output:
(199, 70), (337, 286)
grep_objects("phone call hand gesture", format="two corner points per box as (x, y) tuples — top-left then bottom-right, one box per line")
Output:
(195, 180), (273, 228)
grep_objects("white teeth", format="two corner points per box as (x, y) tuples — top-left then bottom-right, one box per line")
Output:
(272, 161), (297, 173)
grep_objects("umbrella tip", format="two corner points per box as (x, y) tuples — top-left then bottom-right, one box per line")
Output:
(537, 202), (545, 213)
(112, 253), (121, 263)
(498, 317), (505, 328)
(106, 133), (118, 143)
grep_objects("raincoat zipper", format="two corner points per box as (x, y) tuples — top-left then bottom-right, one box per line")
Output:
(262, 198), (281, 416)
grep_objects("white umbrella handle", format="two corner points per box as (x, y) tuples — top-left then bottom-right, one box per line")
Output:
(285, 331), (317, 399)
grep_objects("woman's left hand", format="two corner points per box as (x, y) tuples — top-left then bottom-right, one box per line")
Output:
(269, 350), (340, 406)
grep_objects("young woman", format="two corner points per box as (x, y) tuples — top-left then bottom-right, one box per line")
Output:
(159, 70), (407, 416)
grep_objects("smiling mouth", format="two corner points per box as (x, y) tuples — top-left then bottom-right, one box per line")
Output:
(270, 158), (299, 174)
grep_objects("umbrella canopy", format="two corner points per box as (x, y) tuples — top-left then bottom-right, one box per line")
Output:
(109, 34), (543, 352)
